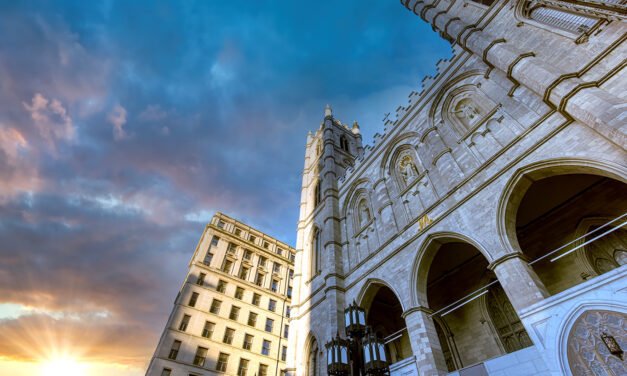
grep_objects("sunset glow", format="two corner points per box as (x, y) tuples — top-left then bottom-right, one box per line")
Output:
(41, 358), (87, 376)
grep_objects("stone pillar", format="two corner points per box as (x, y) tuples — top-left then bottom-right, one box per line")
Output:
(488, 253), (550, 311)
(402, 0), (627, 148)
(402, 307), (449, 376)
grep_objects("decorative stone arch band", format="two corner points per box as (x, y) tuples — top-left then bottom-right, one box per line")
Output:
(495, 157), (627, 257)
(410, 231), (494, 307)
(355, 277), (409, 316)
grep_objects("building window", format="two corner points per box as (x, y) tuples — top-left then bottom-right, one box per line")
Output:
(243, 334), (254, 350)
(201, 321), (215, 338)
(340, 135), (349, 152)
(179, 314), (190, 331)
(288, 269), (294, 280)
(188, 292), (199, 307)
(263, 241), (269, 249)
(289, 252), (295, 262)
(227, 242), (238, 254)
(311, 228), (321, 278)
(196, 273), (206, 285)
(247, 312), (258, 327)
(258, 364), (268, 376)
(239, 267), (249, 280)
(222, 259), (234, 274)
(258, 256), (267, 267)
(523, 1), (598, 36)
(286, 306), (291, 318)
(217, 220), (225, 228)
(210, 299), (222, 314)
(265, 318), (274, 333)
(217, 280), (227, 293)
(161, 368), (171, 376)
(273, 262), (281, 274)
(223, 328), (235, 344)
(487, 284), (532, 353)
(314, 182), (321, 207)
(282, 346), (287, 361)
(283, 324), (289, 338)
(252, 293), (261, 306)
(270, 279), (279, 293)
(168, 340), (181, 360)
(268, 299), (277, 312)
(237, 359), (249, 376)
(193, 347), (208, 367)
(249, 234), (256, 243)
(276, 248), (283, 256)
(243, 249), (252, 260)
(287, 286), (292, 299)
(255, 273), (265, 287)
(211, 236), (220, 247)
(235, 287), (244, 300)
(235, 228), (242, 237)
(204, 252), (214, 266)
(216, 353), (229, 372)
(229, 306), (240, 321)
(261, 339), (271, 356)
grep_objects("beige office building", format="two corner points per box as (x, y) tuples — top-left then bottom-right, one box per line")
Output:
(146, 213), (295, 376)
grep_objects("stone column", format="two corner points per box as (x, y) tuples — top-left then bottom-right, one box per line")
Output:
(402, 0), (627, 148)
(488, 253), (550, 311)
(402, 307), (449, 376)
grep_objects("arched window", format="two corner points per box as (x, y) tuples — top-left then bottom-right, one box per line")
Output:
(339, 135), (349, 152)
(314, 182), (321, 207)
(527, 5), (597, 34)
(310, 228), (321, 278)
(307, 339), (319, 376)
(486, 283), (533, 353)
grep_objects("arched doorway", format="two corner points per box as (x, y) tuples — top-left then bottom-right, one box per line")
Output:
(419, 239), (531, 371)
(510, 172), (627, 295)
(361, 284), (412, 365)
(306, 337), (319, 376)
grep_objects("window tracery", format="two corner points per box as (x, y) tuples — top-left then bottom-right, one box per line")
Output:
(486, 283), (533, 353)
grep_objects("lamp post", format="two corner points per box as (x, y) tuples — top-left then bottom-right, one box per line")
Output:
(326, 301), (390, 376)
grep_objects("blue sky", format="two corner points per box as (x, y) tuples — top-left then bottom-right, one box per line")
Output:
(0, 0), (450, 371)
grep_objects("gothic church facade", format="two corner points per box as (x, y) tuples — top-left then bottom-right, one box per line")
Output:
(287, 1), (626, 376)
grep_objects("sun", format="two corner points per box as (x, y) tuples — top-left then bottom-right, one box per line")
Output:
(41, 358), (87, 376)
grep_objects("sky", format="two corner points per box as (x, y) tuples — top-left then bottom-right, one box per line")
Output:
(0, 1), (451, 375)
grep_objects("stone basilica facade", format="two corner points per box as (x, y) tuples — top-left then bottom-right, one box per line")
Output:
(286, 1), (626, 376)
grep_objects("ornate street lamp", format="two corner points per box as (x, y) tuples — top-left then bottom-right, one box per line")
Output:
(326, 301), (390, 376)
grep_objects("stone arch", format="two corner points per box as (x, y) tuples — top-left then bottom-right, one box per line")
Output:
(309, 225), (322, 279)
(428, 69), (487, 129)
(496, 157), (627, 258)
(356, 277), (408, 314)
(411, 231), (494, 307)
(572, 216), (627, 280)
(378, 132), (422, 179)
(440, 84), (497, 139)
(341, 178), (373, 218)
(345, 187), (374, 234)
(303, 331), (323, 376)
(557, 302), (627, 376)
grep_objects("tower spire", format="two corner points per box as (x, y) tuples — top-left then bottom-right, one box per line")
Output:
(324, 104), (333, 119)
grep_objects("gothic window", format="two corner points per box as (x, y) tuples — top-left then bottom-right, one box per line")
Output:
(486, 283), (533, 353)
(310, 228), (321, 278)
(567, 310), (627, 376)
(307, 339), (319, 376)
(586, 225), (627, 276)
(314, 182), (321, 207)
(340, 135), (349, 152)
(443, 86), (494, 139)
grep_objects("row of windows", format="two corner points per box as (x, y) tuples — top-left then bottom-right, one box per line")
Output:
(194, 275), (291, 315)
(166, 340), (287, 374)
(215, 222), (295, 261)
(181, 297), (289, 335)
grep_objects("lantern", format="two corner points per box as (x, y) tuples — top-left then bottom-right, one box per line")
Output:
(325, 333), (351, 376)
(601, 332), (624, 360)
(362, 330), (389, 376)
(344, 300), (366, 338)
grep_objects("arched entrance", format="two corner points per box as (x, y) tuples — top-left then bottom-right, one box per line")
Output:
(417, 237), (531, 371)
(360, 283), (412, 365)
(503, 166), (627, 295)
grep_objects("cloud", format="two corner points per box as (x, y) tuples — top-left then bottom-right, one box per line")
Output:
(108, 104), (128, 140)
(138, 104), (167, 122)
(0, 124), (39, 201)
(22, 93), (74, 148)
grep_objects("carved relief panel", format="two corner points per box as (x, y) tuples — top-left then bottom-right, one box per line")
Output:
(567, 310), (626, 376)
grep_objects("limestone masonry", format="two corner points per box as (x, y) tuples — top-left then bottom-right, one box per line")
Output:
(147, 0), (627, 375)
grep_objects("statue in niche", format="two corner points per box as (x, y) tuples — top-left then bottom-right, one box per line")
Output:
(358, 200), (370, 227)
(454, 98), (480, 125)
(399, 156), (418, 185)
